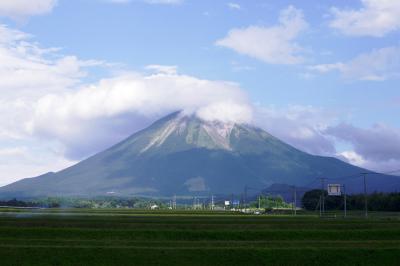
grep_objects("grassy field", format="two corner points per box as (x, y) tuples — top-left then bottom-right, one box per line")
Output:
(0, 209), (399, 265)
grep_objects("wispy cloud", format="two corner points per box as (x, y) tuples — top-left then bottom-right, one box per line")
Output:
(227, 3), (241, 10)
(0, 0), (57, 19)
(255, 105), (337, 156)
(106, 0), (183, 4)
(144, 0), (183, 4)
(309, 46), (400, 81)
(145, 64), (178, 75)
(106, 0), (131, 4)
(216, 6), (308, 65)
(329, 0), (400, 37)
(327, 123), (400, 172)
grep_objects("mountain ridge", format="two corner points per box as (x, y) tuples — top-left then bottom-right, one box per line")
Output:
(1, 111), (399, 198)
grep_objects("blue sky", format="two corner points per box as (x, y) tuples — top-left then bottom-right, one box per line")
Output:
(0, 0), (399, 185)
(17, 0), (398, 126)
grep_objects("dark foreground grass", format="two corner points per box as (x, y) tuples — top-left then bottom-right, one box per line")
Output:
(0, 209), (399, 265)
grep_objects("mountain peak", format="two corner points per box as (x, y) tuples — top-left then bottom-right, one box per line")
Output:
(140, 111), (238, 153)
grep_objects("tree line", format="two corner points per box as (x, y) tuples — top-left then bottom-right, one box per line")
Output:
(302, 189), (400, 211)
(0, 197), (164, 209)
(249, 195), (292, 209)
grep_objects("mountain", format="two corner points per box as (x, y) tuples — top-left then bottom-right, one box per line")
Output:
(1, 111), (399, 198)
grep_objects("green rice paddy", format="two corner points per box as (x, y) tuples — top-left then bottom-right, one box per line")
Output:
(0, 208), (399, 265)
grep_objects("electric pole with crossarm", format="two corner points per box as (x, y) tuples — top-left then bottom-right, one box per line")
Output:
(361, 173), (369, 218)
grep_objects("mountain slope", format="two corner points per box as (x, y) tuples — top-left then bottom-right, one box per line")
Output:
(1, 111), (399, 197)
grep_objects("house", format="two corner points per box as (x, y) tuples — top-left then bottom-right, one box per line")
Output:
(150, 204), (159, 210)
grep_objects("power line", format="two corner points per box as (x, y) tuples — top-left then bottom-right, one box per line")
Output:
(361, 173), (368, 218)
(239, 168), (400, 212)
(369, 168), (400, 176)
(293, 186), (297, 216)
(319, 178), (327, 216)
(327, 168), (400, 182)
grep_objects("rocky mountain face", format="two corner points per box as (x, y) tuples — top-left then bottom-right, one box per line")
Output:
(1, 111), (399, 198)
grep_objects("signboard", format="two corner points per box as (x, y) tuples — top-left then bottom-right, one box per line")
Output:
(224, 201), (230, 206)
(231, 200), (239, 206)
(328, 184), (341, 196)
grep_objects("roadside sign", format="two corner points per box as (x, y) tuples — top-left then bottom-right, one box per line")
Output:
(224, 201), (230, 206)
(328, 184), (341, 196)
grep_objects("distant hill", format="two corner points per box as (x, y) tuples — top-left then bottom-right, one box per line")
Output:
(1, 111), (399, 198)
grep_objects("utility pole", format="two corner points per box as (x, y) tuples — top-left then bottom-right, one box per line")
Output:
(244, 186), (248, 210)
(362, 173), (368, 218)
(173, 194), (177, 210)
(211, 195), (214, 210)
(294, 186), (297, 216)
(343, 184), (347, 218)
(319, 178), (326, 216)
(319, 195), (322, 217)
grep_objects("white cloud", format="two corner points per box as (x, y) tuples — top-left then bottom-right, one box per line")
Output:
(0, 25), (104, 101)
(0, 0), (57, 19)
(329, 0), (400, 37)
(145, 64), (177, 75)
(184, 177), (207, 192)
(327, 122), (400, 174)
(30, 71), (252, 159)
(196, 101), (253, 124)
(0, 24), (101, 139)
(0, 147), (28, 161)
(309, 46), (400, 81)
(106, 0), (131, 4)
(326, 123), (400, 162)
(0, 24), (105, 183)
(143, 0), (183, 4)
(105, 0), (183, 4)
(227, 3), (241, 10)
(339, 150), (366, 166)
(0, 24), (30, 42)
(0, 23), (251, 169)
(254, 105), (337, 156)
(309, 63), (344, 74)
(216, 6), (308, 64)
(33, 72), (250, 123)
(230, 61), (254, 72)
(0, 145), (75, 186)
(339, 151), (400, 174)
